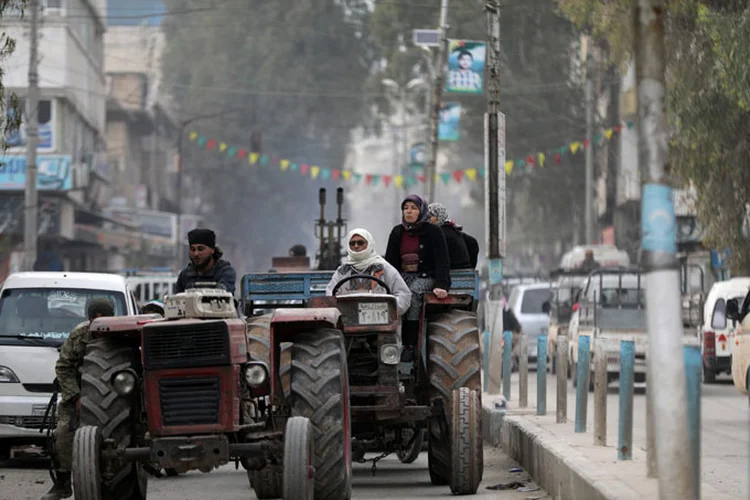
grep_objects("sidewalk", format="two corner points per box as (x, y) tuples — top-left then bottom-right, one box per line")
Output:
(481, 372), (736, 500)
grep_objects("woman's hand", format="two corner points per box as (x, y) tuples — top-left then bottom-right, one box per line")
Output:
(433, 288), (448, 299)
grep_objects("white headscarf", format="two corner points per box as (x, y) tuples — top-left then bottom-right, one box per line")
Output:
(344, 228), (385, 272)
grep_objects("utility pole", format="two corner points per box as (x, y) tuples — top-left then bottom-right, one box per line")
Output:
(633, 1), (696, 498)
(584, 54), (595, 245)
(484, 0), (505, 395)
(401, 85), (408, 200)
(426, 0), (449, 203)
(23, 0), (40, 271)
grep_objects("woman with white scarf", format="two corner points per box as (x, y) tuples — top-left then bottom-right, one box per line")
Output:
(325, 228), (411, 317)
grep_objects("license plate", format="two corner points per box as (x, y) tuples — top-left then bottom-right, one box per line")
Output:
(32, 405), (48, 417)
(358, 302), (389, 325)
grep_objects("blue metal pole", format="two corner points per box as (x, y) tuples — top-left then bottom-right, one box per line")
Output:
(537, 335), (548, 415)
(684, 345), (701, 497)
(503, 330), (512, 401)
(575, 335), (591, 433)
(618, 340), (635, 460)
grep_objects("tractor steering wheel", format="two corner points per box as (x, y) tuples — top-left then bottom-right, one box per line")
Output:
(331, 274), (392, 296)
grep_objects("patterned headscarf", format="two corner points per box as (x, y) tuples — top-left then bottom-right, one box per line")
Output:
(428, 203), (450, 225)
(401, 194), (430, 230)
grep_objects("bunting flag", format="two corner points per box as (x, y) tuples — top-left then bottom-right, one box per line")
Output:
(186, 119), (634, 188)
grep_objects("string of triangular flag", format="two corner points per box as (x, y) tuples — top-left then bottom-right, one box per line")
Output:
(187, 120), (634, 187)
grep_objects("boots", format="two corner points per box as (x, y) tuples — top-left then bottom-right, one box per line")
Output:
(40, 471), (72, 500)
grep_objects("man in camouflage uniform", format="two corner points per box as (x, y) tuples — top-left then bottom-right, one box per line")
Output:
(41, 298), (115, 500)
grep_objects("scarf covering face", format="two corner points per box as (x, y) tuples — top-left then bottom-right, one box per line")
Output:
(401, 194), (430, 230)
(428, 202), (450, 225)
(344, 228), (385, 272)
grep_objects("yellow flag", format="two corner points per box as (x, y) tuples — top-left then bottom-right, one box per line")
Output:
(188, 132), (198, 142)
(605, 129), (614, 140)
(505, 161), (513, 174)
(539, 153), (545, 167)
(570, 141), (581, 154)
(280, 159), (290, 171)
(465, 169), (477, 181)
(342, 170), (352, 181)
(395, 175), (404, 188)
(249, 153), (259, 164)
(311, 166), (321, 179)
(219, 142), (227, 152)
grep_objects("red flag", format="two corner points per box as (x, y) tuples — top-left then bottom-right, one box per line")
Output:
(383, 175), (392, 187)
(301, 164), (309, 175)
(583, 138), (590, 149)
(365, 174), (373, 185)
(332, 170), (341, 180)
(452, 171), (463, 183)
(554, 152), (562, 164)
(526, 155), (535, 166)
(237, 149), (248, 159)
(615, 124), (622, 133)
(272, 155), (279, 164)
(417, 175), (427, 183)
(206, 139), (216, 150)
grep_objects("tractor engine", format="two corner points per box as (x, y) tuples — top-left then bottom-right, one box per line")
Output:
(141, 289), (252, 438)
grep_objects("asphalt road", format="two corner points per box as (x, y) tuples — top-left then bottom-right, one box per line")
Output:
(0, 446), (549, 500)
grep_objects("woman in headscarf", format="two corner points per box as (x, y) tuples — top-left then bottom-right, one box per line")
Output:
(428, 202), (472, 270)
(326, 228), (411, 317)
(385, 195), (451, 358)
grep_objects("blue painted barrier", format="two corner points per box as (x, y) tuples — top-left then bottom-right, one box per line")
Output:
(618, 340), (635, 460)
(575, 335), (591, 433)
(483, 331), (490, 392)
(503, 330), (512, 401)
(537, 335), (548, 415)
(684, 345), (701, 494)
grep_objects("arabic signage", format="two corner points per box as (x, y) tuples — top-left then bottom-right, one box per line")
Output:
(0, 155), (72, 191)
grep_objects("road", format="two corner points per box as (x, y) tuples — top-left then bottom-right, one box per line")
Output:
(509, 370), (748, 498)
(0, 446), (548, 500)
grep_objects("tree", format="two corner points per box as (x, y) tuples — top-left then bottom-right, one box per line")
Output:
(0, 1), (26, 148)
(160, 0), (373, 271)
(367, 0), (586, 268)
(557, 0), (750, 273)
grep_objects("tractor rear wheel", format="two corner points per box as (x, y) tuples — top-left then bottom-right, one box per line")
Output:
(449, 388), (483, 495)
(289, 329), (351, 500)
(248, 466), (282, 499)
(426, 310), (481, 486)
(283, 417), (315, 500)
(72, 426), (103, 500)
(79, 338), (146, 500)
(246, 314), (291, 397)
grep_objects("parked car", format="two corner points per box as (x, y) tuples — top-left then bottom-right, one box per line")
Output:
(508, 282), (552, 366)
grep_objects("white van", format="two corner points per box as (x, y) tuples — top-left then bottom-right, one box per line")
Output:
(559, 245), (630, 270)
(700, 277), (750, 383)
(0, 272), (138, 457)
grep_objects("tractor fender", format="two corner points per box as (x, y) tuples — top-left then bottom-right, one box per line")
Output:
(270, 308), (342, 340)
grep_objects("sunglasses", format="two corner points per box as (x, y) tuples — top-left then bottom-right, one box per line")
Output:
(349, 239), (367, 248)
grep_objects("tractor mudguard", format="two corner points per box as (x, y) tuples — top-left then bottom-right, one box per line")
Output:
(89, 314), (163, 340)
(270, 308), (342, 342)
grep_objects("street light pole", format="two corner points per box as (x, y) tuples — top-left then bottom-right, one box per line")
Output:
(426, 0), (450, 204)
(23, 0), (40, 271)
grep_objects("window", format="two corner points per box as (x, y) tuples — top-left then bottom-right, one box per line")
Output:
(44, 0), (64, 13)
(521, 288), (551, 314)
(0, 288), (127, 346)
(711, 299), (727, 330)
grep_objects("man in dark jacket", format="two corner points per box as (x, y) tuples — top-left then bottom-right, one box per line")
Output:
(428, 202), (472, 269)
(176, 228), (237, 294)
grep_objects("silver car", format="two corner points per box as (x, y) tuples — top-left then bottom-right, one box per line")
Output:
(508, 282), (552, 364)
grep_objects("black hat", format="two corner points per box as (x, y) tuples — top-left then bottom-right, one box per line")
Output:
(87, 297), (115, 319)
(188, 228), (216, 248)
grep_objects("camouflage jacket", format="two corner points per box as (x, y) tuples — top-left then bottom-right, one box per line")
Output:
(55, 321), (91, 404)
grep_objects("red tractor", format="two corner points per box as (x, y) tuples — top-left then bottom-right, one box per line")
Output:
(243, 268), (484, 496)
(70, 288), (321, 500)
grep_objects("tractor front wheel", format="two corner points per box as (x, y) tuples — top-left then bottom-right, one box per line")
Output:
(283, 417), (315, 500)
(72, 426), (103, 500)
(449, 388), (483, 495)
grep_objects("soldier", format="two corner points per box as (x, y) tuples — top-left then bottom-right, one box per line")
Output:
(41, 297), (115, 500)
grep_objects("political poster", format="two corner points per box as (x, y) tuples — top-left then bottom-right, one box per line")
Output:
(438, 103), (461, 141)
(446, 40), (486, 95)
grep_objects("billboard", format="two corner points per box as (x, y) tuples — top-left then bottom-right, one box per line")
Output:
(0, 155), (72, 190)
(438, 103), (461, 142)
(446, 40), (486, 95)
(4, 99), (57, 153)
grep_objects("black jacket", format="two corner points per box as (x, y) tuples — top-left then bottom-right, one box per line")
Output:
(440, 224), (472, 270)
(176, 259), (237, 295)
(385, 223), (451, 290)
(461, 232), (479, 269)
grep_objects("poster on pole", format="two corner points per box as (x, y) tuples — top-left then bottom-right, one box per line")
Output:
(446, 40), (486, 95)
(438, 103), (462, 142)
(409, 142), (426, 170)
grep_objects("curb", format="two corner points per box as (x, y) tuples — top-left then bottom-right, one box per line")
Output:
(481, 404), (638, 500)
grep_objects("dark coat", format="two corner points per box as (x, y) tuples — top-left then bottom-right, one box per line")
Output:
(385, 223), (451, 290)
(461, 232), (480, 269)
(440, 224), (472, 270)
(175, 259), (237, 295)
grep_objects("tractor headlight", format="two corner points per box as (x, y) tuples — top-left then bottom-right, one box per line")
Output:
(380, 344), (400, 365)
(112, 370), (137, 396)
(245, 362), (268, 387)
